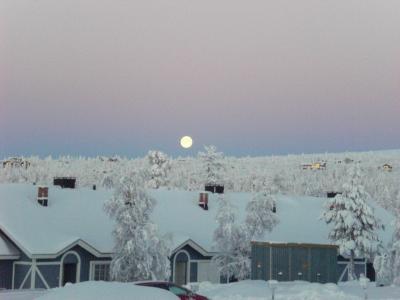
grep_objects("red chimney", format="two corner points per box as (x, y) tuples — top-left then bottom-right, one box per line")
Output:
(199, 193), (208, 210)
(38, 187), (48, 207)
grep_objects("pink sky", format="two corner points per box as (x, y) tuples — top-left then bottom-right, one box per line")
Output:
(1, 0), (400, 157)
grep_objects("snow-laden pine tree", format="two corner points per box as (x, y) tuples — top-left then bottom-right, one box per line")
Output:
(212, 195), (250, 281)
(245, 189), (279, 238)
(198, 145), (224, 186)
(104, 173), (170, 282)
(391, 200), (400, 285)
(322, 164), (383, 280)
(146, 150), (170, 188)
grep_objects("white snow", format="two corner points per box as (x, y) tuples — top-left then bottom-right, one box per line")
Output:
(3, 281), (400, 300)
(33, 282), (179, 300)
(195, 280), (400, 300)
(0, 282), (179, 300)
(0, 184), (394, 257)
(0, 232), (19, 259)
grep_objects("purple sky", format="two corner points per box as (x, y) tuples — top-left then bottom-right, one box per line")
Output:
(1, 0), (400, 157)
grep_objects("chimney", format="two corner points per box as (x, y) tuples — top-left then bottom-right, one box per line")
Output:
(37, 187), (48, 207)
(199, 193), (208, 210)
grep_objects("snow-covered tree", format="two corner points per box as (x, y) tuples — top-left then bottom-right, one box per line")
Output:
(374, 251), (393, 286)
(212, 195), (250, 281)
(102, 174), (115, 189)
(213, 189), (279, 281)
(198, 145), (225, 186)
(245, 189), (278, 238)
(321, 164), (383, 280)
(104, 173), (170, 282)
(146, 151), (170, 189)
(391, 201), (400, 285)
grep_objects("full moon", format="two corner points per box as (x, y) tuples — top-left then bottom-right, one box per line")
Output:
(180, 136), (193, 149)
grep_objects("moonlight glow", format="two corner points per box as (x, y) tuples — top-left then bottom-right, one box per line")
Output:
(180, 136), (193, 149)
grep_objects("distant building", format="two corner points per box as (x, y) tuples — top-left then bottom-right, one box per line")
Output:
(301, 162), (326, 170)
(344, 158), (354, 164)
(382, 164), (393, 172)
(2, 158), (30, 169)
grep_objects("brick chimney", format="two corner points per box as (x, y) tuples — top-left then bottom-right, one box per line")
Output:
(37, 187), (48, 207)
(199, 192), (208, 210)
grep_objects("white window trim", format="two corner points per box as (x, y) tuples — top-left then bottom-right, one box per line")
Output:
(89, 261), (111, 281)
(172, 250), (191, 284)
(59, 251), (81, 287)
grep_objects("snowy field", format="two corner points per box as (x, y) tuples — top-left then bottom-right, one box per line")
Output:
(2, 281), (400, 300)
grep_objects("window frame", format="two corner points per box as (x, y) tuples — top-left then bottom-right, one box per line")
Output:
(89, 261), (111, 281)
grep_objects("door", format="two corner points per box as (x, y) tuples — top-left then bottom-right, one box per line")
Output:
(63, 263), (77, 285)
(175, 262), (187, 286)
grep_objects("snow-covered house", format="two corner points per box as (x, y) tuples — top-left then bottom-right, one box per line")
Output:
(2, 158), (30, 169)
(301, 162), (327, 170)
(382, 164), (393, 172)
(0, 184), (394, 290)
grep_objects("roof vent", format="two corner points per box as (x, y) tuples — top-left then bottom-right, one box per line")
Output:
(37, 187), (48, 207)
(199, 193), (209, 210)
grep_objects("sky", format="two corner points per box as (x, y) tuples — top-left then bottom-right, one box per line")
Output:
(1, 0), (400, 158)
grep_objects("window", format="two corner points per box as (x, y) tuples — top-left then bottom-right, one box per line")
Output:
(92, 263), (110, 281)
(169, 285), (189, 296)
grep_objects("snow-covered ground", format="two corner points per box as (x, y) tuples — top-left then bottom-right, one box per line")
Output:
(0, 282), (179, 300)
(194, 280), (400, 300)
(2, 280), (400, 300)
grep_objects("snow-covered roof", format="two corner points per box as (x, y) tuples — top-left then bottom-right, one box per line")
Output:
(0, 184), (395, 258)
(0, 232), (20, 260)
(0, 184), (115, 258)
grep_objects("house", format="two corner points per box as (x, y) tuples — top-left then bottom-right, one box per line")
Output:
(301, 162), (326, 170)
(2, 158), (30, 169)
(382, 164), (393, 172)
(0, 184), (394, 290)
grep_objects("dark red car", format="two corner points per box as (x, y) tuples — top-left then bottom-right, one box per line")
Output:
(136, 281), (209, 300)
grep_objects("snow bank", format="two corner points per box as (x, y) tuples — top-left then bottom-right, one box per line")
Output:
(197, 280), (400, 300)
(0, 289), (47, 300)
(34, 281), (179, 300)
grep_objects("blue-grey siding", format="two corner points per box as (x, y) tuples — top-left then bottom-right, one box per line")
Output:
(0, 261), (13, 289)
(190, 262), (197, 282)
(14, 264), (31, 289)
(37, 245), (111, 285)
(251, 242), (338, 283)
(7, 245), (112, 290)
(35, 273), (47, 289)
(37, 265), (60, 288)
(290, 247), (309, 280)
